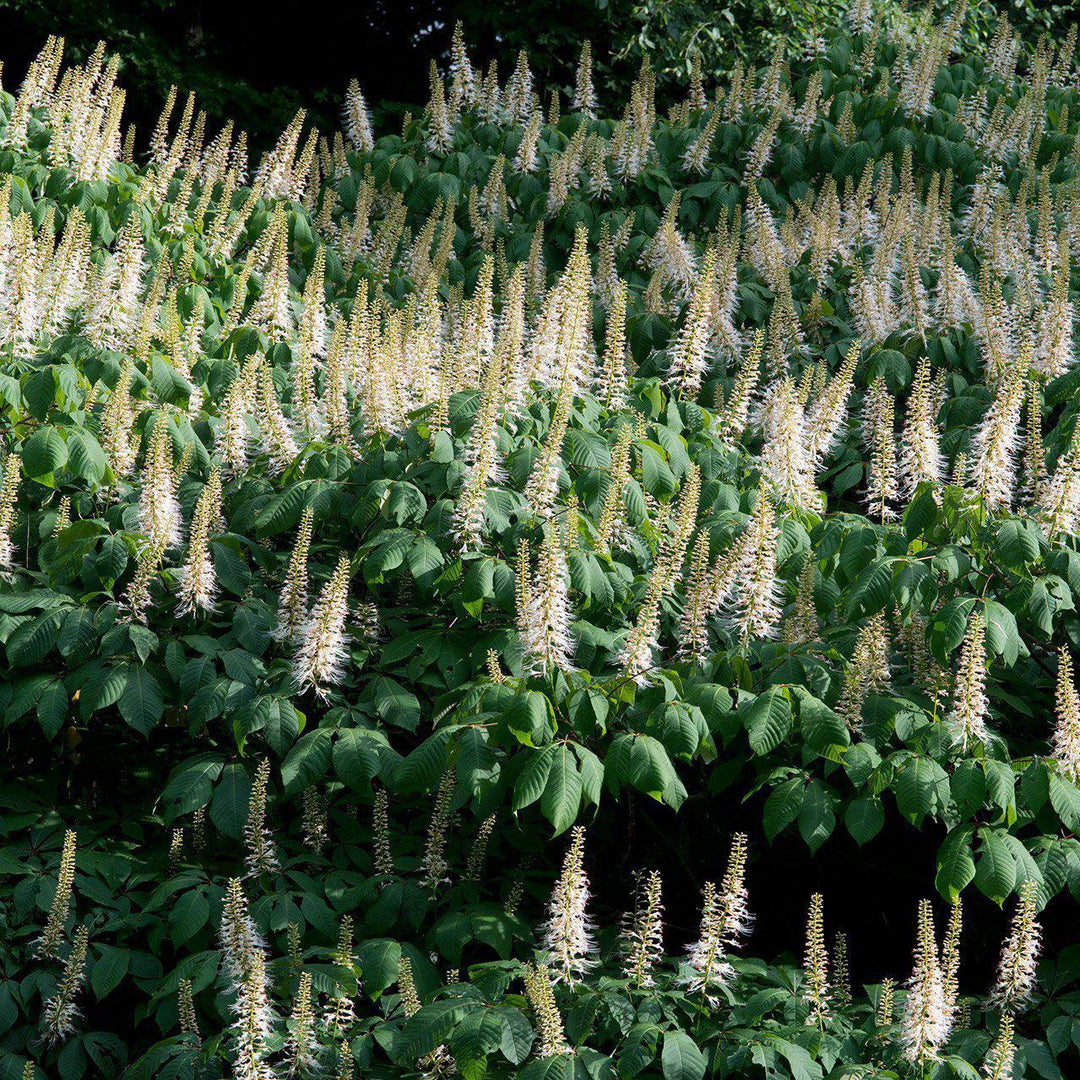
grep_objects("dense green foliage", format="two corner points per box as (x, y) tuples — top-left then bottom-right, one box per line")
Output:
(1, 4), (1080, 1079)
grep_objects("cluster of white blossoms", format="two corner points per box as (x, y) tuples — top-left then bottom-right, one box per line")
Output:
(219, 879), (275, 1080)
(947, 611), (991, 753)
(523, 964), (569, 1059)
(290, 553), (354, 698)
(620, 869), (665, 988)
(0, 453), (19, 569)
(175, 467), (223, 615)
(398, 955), (457, 1079)
(40, 925), (89, 1047)
(803, 893), (831, 1028)
(680, 833), (752, 1003)
(540, 826), (597, 985)
(243, 760), (280, 878)
(988, 879), (1042, 1013)
(1052, 648), (1080, 781)
(898, 900), (955, 1065)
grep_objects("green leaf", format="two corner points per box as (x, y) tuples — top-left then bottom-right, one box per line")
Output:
(162, 753), (224, 815)
(975, 828), (1017, 904)
(505, 690), (552, 746)
(951, 761), (987, 818)
(798, 780), (835, 852)
(281, 728), (333, 794)
(995, 519), (1041, 568)
(844, 557), (893, 619)
(1049, 773), (1080, 832)
(79, 661), (128, 719)
(66, 429), (109, 485)
(395, 730), (452, 792)
(936, 827), (976, 902)
(895, 756), (943, 824)
(794, 689), (849, 758)
(743, 687), (792, 755)
(35, 679), (69, 739)
(455, 726), (498, 796)
(982, 600), (1021, 666)
(357, 938), (402, 995)
(21, 425), (68, 479)
(118, 668), (163, 735)
(212, 541), (252, 596)
(513, 746), (554, 811)
(333, 728), (382, 790)
(372, 676), (420, 731)
(661, 1031), (706, 1080)
(210, 763), (252, 839)
(6, 610), (64, 667)
(541, 744), (582, 835)
(91, 946), (129, 1000)
(497, 1006), (535, 1064)
(764, 779), (805, 842)
(845, 795), (884, 846)
(169, 888), (210, 945)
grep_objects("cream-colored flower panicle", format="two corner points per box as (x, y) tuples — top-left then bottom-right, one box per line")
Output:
(453, 346), (506, 550)
(716, 832), (753, 948)
(243, 760), (280, 878)
(285, 970), (319, 1075)
(40, 925), (89, 1046)
(219, 877), (275, 1080)
(620, 869), (664, 987)
(176, 467), (222, 615)
(969, 345), (1029, 511)
(947, 611), (991, 753)
(524, 964), (569, 1058)
(760, 376), (821, 512)
(178, 977), (200, 1039)
(863, 376), (899, 521)
(371, 786), (394, 877)
(517, 526), (575, 677)
(0, 451), (21, 569)
(292, 552), (352, 698)
(1052, 648), (1080, 782)
(899, 899), (952, 1064)
(680, 881), (734, 1002)
(138, 417), (183, 550)
(989, 879), (1041, 1013)
(274, 506), (315, 643)
(421, 769), (456, 892)
(666, 247), (717, 399)
(540, 826), (597, 985)
(682, 838), (750, 1005)
(900, 357), (945, 496)
(1037, 437), (1080, 539)
(36, 828), (77, 959)
(803, 893), (830, 1028)
(982, 1016), (1015, 1080)
(721, 492), (783, 642)
(343, 79), (374, 152)
(837, 613), (891, 730)
(399, 955), (457, 1078)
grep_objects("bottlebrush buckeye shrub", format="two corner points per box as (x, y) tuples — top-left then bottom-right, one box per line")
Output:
(1, 4), (1080, 1078)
